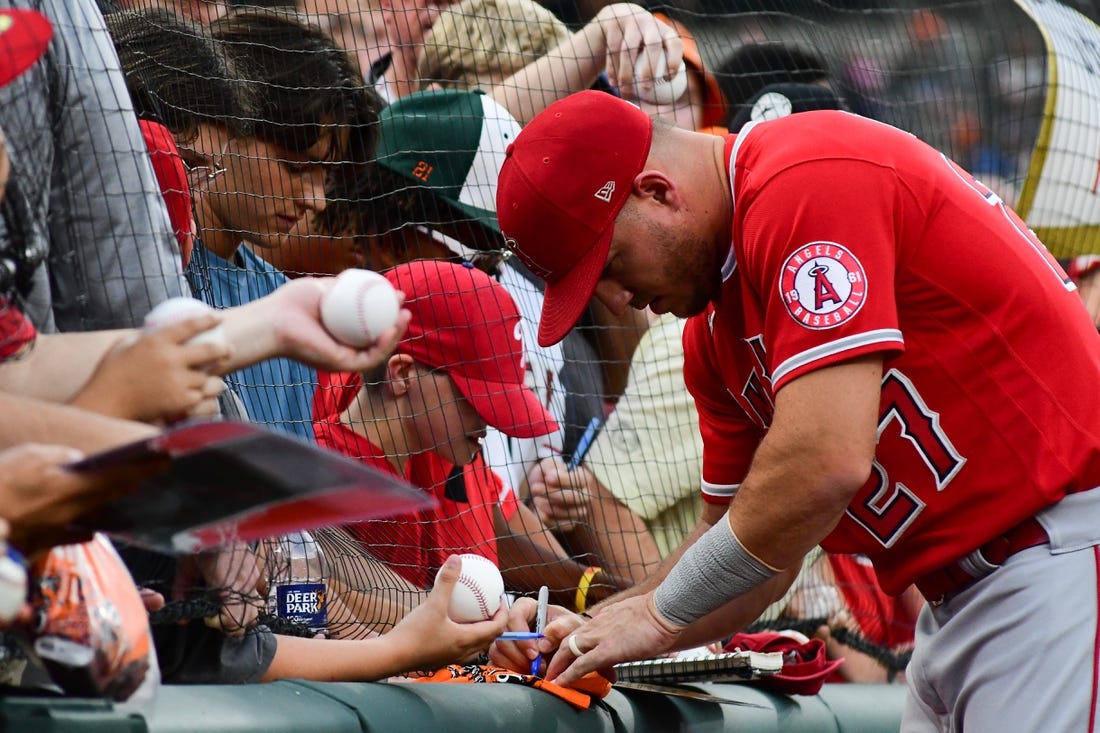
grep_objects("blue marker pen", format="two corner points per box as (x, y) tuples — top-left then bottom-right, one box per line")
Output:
(497, 631), (545, 641)
(531, 585), (549, 676)
(566, 416), (601, 472)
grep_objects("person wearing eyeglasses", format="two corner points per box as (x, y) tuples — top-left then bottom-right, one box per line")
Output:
(107, 7), (381, 442)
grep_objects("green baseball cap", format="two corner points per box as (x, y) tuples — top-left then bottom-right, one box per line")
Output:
(375, 89), (522, 250)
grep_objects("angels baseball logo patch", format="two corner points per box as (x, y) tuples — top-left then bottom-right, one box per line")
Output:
(779, 241), (866, 329)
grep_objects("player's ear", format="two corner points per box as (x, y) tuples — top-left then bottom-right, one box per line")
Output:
(632, 170), (677, 207)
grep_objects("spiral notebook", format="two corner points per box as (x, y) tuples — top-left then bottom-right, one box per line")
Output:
(613, 648), (784, 684)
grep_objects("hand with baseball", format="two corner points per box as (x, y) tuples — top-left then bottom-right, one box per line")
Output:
(590, 3), (683, 103)
(219, 276), (411, 375)
(384, 555), (508, 669)
(68, 316), (230, 424)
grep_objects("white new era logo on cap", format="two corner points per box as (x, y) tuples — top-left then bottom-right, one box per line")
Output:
(594, 181), (615, 202)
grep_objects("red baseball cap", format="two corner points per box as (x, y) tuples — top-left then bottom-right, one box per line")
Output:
(0, 9), (51, 89)
(496, 90), (652, 347)
(388, 260), (558, 439)
(138, 119), (194, 270)
(724, 632), (844, 695)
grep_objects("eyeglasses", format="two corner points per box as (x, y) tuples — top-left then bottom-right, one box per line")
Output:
(178, 146), (228, 185)
(181, 159), (227, 184)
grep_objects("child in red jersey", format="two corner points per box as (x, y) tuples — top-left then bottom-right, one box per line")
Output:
(314, 260), (559, 589)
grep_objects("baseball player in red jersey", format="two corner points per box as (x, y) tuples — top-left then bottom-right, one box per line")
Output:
(490, 90), (1100, 732)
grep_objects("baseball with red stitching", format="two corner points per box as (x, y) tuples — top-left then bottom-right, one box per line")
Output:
(144, 296), (227, 346)
(632, 51), (688, 106)
(439, 553), (505, 623)
(320, 268), (400, 348)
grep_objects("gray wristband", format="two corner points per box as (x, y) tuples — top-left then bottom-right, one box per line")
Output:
(653, 520), (777, 628)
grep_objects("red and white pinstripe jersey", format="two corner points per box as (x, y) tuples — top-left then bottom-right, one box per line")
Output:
(683, 111), (1100, 594)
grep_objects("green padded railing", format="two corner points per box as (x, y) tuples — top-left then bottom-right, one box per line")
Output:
(0, 681), (905, 732)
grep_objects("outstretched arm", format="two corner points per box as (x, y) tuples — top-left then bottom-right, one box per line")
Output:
(489, 3), (683, 125)
(261, 555), (506, 682)
(0, 277), (409, 421)
(215, 276), (409, 376)
(543, 356), (882, 685)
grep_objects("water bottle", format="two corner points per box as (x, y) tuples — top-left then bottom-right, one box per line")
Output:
(265, 531), (328, 634)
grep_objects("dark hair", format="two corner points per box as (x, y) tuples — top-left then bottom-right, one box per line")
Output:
(105, 8), (255, 143)
(209, 9), (381, 163)
(715, 42), (831, 111)
(331, 161), (504, 259)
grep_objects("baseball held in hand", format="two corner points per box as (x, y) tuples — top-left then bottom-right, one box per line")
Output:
(439, 553), (505, 623)
(144, 297), (227, 346)
(320, 268), (400, 348)
(633, 51), (688, 106)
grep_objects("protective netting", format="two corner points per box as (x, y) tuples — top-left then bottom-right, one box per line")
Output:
(5, 0), (1096, 685)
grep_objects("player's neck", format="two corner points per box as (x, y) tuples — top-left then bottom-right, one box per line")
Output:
(707, 134), (734, 260)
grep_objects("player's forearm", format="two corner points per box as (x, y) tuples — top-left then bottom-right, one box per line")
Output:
(588, 502), (726, 613)
(640, 360), (880, 630)
(671, 565), (800, 650)
(727, 357), (880, 570)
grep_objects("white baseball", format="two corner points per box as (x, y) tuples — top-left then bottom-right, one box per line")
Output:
(144, 297), (227, 346)
(438, 553), (505, 623)
(633, 52), (689, 106)
(320, 269), (400, 348)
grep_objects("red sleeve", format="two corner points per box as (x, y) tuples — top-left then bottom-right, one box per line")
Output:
(682, 311), (763, 504)
(0, 298), (35, 360)
(737, 158), (905, 390)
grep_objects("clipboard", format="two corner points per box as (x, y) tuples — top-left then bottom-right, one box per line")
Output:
(66, 419), (436, 553)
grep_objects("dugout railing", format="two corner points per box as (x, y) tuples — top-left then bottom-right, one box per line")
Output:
(1, 679), (905, 732)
